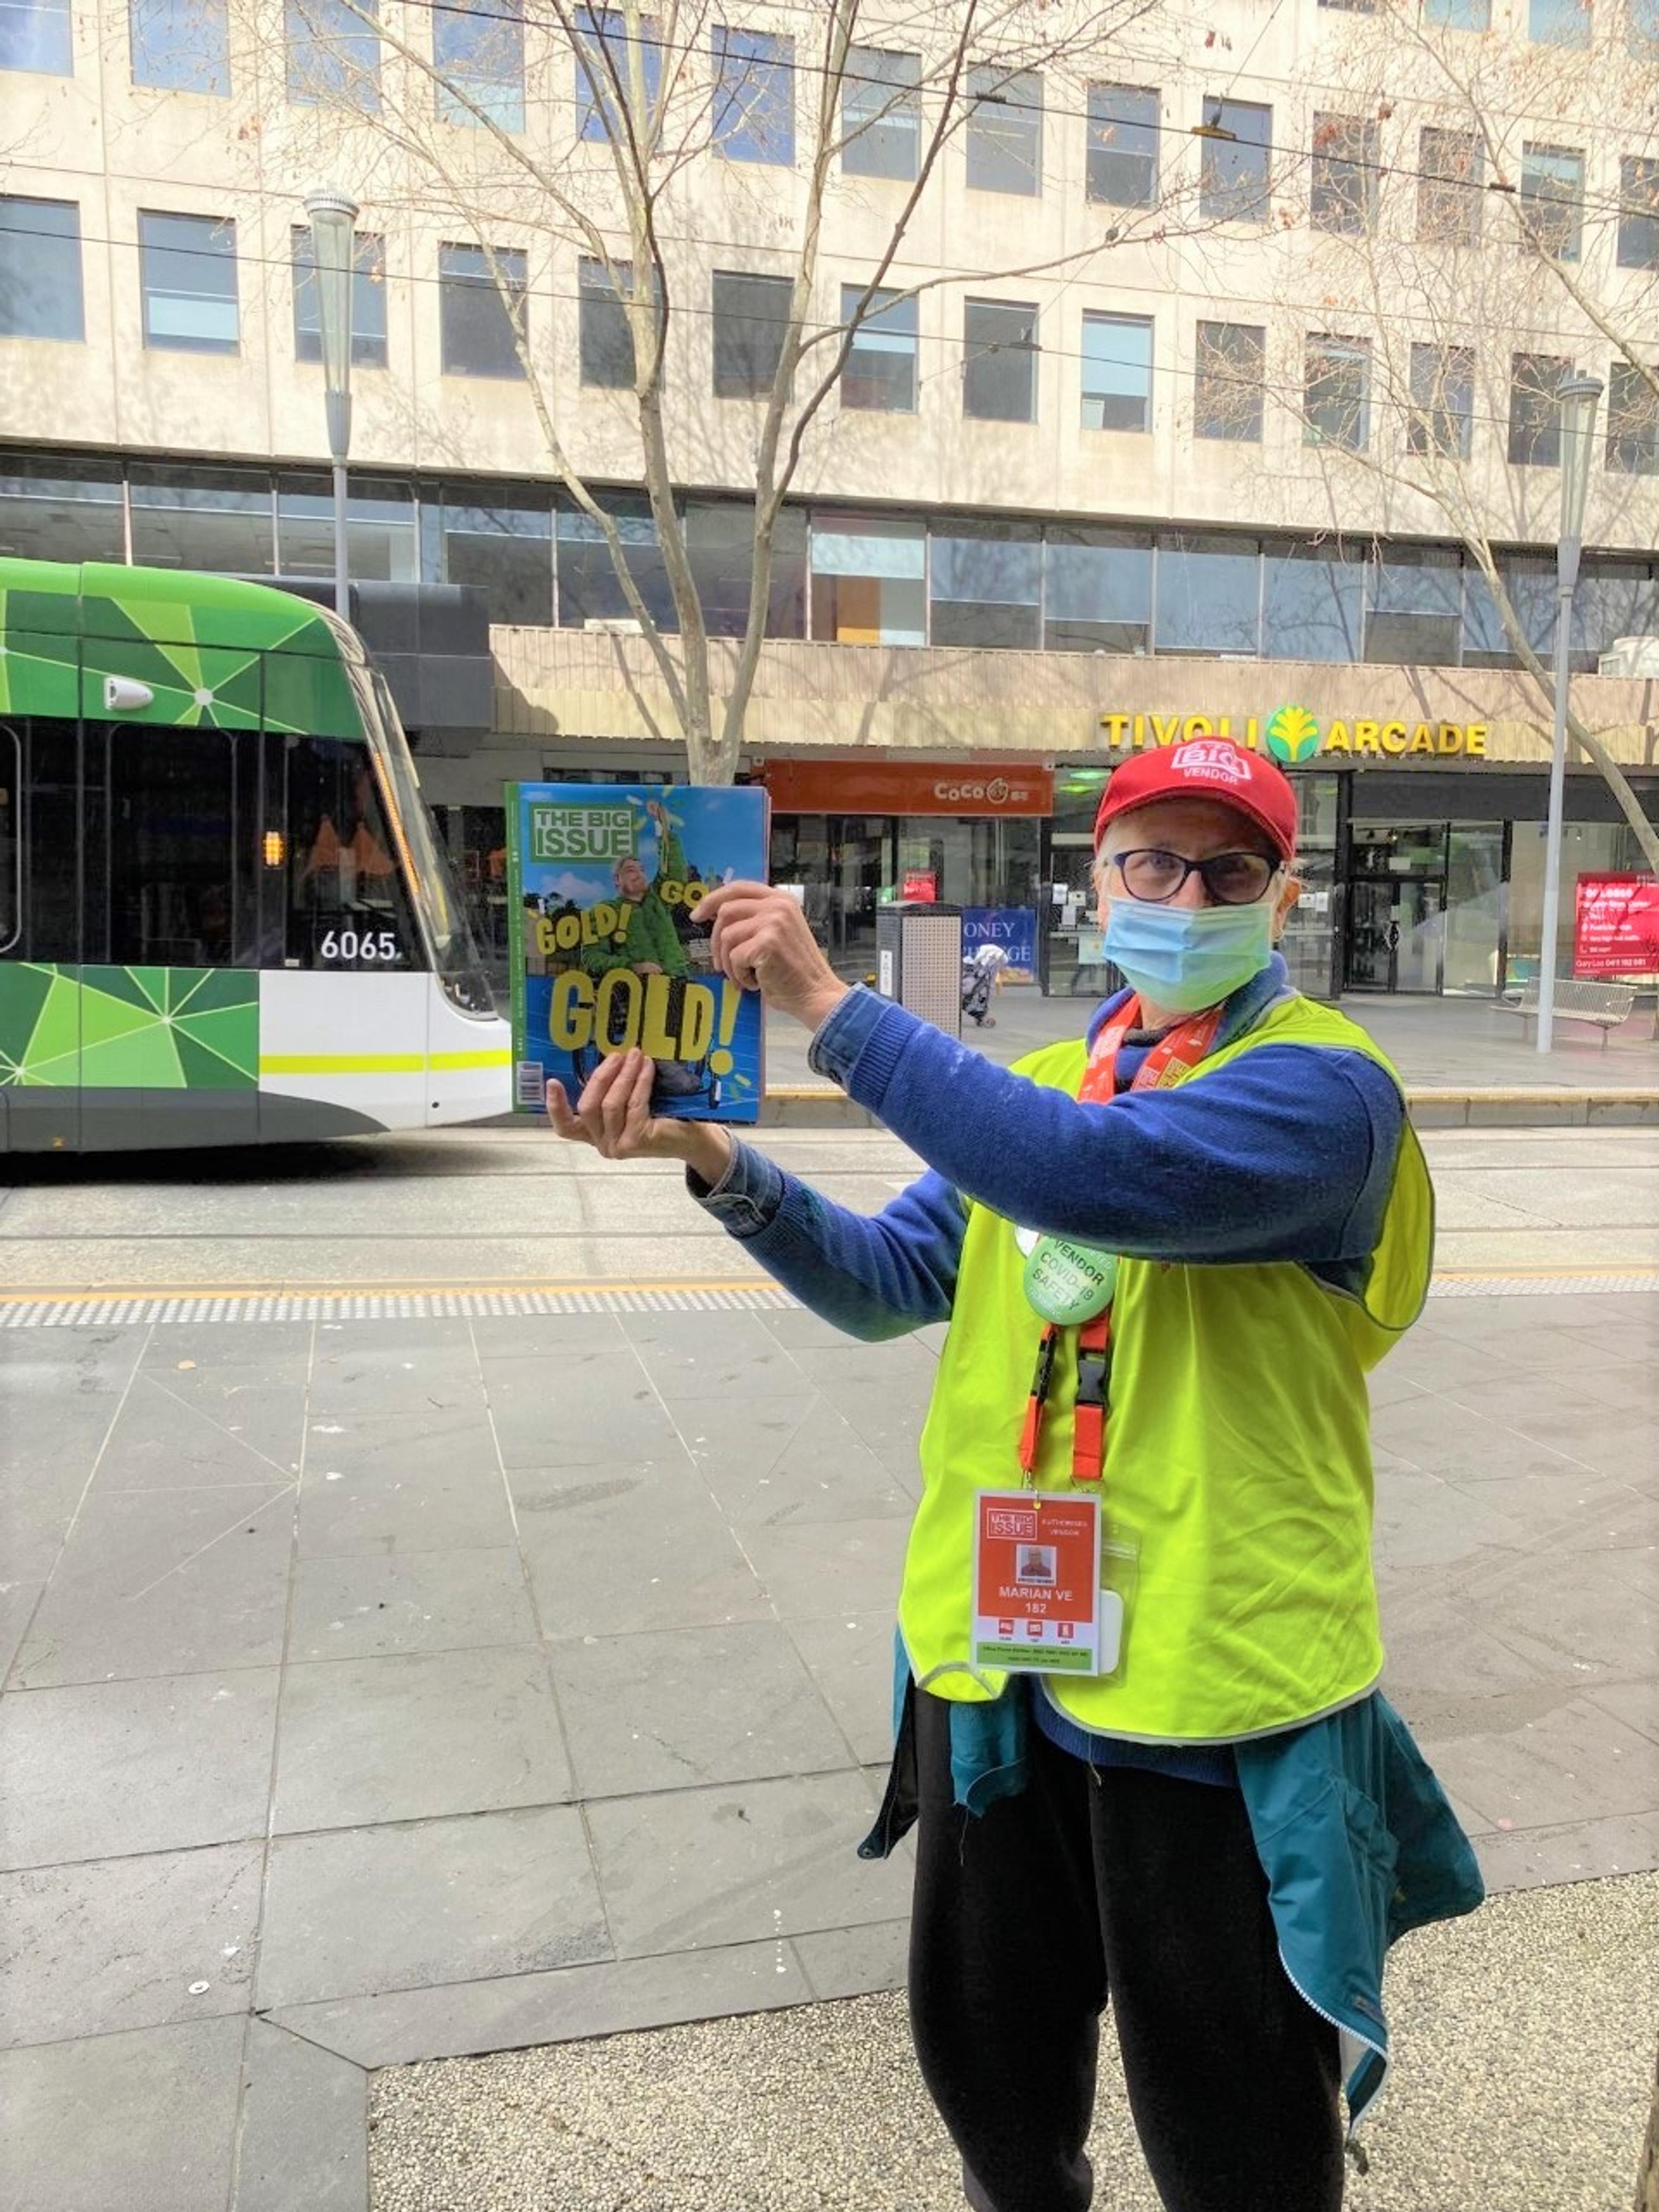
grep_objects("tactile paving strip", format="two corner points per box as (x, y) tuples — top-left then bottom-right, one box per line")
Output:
(0, 1271), (1652, 1328)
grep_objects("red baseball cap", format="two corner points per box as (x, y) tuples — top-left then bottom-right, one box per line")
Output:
(1093, 741), (1299, 862)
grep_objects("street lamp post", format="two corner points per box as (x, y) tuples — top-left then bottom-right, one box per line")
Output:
(1535, 373), (1603, 1056)
(304, 190), (360, 622)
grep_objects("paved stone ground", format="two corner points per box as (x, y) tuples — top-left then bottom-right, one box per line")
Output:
(1, 1271), (1655, 2210)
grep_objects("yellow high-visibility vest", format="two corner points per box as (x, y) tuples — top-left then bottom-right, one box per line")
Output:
(899, 995), (1433, 1743)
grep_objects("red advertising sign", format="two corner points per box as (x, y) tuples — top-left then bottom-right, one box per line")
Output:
(901, 871), (938, 902)
(1573, 874), (1659, 978)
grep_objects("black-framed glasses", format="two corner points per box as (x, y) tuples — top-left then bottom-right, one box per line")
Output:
(1108, 847), (1280, 906)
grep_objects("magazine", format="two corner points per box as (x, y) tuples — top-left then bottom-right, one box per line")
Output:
(507, 782), (769, 1123)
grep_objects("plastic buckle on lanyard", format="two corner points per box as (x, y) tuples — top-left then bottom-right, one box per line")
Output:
(1071, 1316), (1112, 1484)
(1017, 1326), (1058, 1484)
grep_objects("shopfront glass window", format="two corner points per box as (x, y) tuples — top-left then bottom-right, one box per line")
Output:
(277, 477), (416, 582)
(1443, 823), (1506, 994)
(928, 521), (1041, 649)
(439, 490), (552, 624)
(1279, 769), (1341, 997)
(556, 496), (677, 630)
(809, 513), (925, 644)
(0, 459), (124, 561)
(1506, 819), (1654, 985)
(1365, 547), (1462, 664)
(1154, 533), (1260, 655)
(686, 499), (805, 637)
(129, 464), (275, 572)
(1043, 528), (1150, 652)
(1262, 542), (1363, 661)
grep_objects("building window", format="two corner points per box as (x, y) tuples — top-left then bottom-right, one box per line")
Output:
(1630, 0), (1659, 51)
(435, 0), (523, 129)
(1424, 0), (1491, 23)
(1520, 144), (1585, 261)
(1262, 542), (1364, 661)
(557, 496), (677, 630)
(1043, 527), (1150, 652)
(139, 211), (238, 354)
(1529, 0), (1591, 43)
(1605, 361), (1659, 474)
(1081, 311), (1152, 432)
(688, 499), (805, 638)
(841, 285), (917, 412)
(438, 488), (553, 625)
(1617, 156), (1659, 268)
(1418, 127), (1482, 244)
(1310, 114), (1379, 236)
(1304, 335), (1371, 451)
(1155, 533), (1262, 656)
(1508, 351), (1571, 464)
(0, 0), (70, 72)
(929, 521), (1041, 650)
(286, 0), (378, 108)
(1194, 319), (1264, 441)
(578, 257), (638, 388)
(574, 6), (661, 142)
(439, 242), (526, 379)
(130, 0), (228, 92)
(129, 462), (275, 570)
(963, 299), (1037, 423)
(277, 475), (415, 581)
(1199, 97), (1271, 223)
(842, 46), (920, 180)
(0, 197), (83, 341)
(712, 270), (791, 398)
(292, 227), (387, 368)
(712, 25), (795, 165)
(809, 512), (925, 644)
(0, 458), (123, 562)
(1365, 548), (1462, 664)
(1407, 343), (1475, 458)
(966, 66), (1042, 195)
(1086, 84), (1158, 208)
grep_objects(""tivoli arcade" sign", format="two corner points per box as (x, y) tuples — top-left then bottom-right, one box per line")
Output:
(1100, 706), (1489, 762)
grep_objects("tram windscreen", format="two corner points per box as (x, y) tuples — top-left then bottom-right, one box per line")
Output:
(357, 668), (494, 1014)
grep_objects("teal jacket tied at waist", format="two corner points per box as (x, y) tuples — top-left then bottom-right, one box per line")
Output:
(862, 1663), (1485, 2133)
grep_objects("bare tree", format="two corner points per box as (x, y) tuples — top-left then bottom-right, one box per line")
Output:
(1183, 1), (1659, 866)
(269, 0), (1196, 782)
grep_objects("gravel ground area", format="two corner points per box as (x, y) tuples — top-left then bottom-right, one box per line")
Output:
(369, 1870), (1659, 2212)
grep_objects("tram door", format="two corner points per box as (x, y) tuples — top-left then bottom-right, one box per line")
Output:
(1346, 877), (1446, 993)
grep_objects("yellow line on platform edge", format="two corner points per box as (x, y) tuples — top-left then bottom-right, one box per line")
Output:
(1, 1265), (1654, 1309)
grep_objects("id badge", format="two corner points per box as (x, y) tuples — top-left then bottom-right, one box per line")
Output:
(970, 1489), (1122, 1677)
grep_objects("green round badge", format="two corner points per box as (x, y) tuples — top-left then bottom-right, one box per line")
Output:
(1023, 1239), (1119, 1325)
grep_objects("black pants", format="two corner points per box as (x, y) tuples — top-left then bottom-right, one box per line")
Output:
(907, 1691), (1344, 2212)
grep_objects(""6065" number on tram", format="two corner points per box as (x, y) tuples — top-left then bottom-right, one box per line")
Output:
(317, 926), (402, 965)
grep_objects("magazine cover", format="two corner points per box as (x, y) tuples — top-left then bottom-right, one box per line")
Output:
(507, 783), (769, 1123)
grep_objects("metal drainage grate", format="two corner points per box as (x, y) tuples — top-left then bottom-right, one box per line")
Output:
(0, 1271), (1651, 1330)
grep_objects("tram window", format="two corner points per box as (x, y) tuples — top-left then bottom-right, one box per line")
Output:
(283, 734), (419, 969)
(106, 727), (261, 969)
(23, 716), (80, 962)
(0, 726), (17, 954)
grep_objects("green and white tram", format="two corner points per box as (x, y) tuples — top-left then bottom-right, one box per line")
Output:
(0, 559), (511, 1151)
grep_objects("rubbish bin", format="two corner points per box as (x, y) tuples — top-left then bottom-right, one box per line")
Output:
(876, 903), (963, 1037)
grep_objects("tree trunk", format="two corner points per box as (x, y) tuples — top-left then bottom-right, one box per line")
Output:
(1637, 2040), (1659, 2212)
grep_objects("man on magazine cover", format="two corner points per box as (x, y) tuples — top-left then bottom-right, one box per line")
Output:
(543, 741), (1483, 2212)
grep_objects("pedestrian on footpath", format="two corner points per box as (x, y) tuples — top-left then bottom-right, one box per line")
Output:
(545, 739), (1484, 2212)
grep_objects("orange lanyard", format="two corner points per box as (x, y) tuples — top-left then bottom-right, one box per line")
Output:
(1017, 999), (1224, 1486)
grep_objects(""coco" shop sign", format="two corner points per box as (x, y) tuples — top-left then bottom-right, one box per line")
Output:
(1100, 706), (1488, 762)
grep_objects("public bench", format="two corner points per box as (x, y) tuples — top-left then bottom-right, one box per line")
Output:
(1498, 977), (1638, 1043)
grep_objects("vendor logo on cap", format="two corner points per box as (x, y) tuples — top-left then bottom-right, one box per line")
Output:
(1171, 739), (1252, 783)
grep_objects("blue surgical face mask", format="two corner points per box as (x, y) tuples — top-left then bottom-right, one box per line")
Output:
(1103, 896), (1275, 1013)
